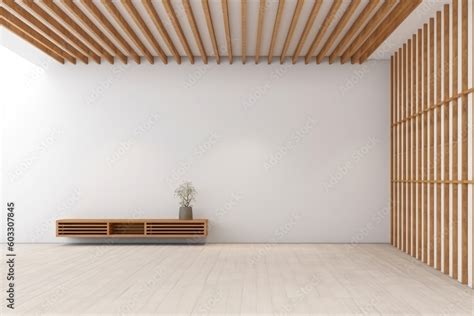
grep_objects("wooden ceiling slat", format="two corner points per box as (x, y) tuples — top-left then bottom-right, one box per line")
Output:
(340, 0), (396, 64)
(101, 0), (153, 64)
(81, 0), (140, 64)
(280, 0), (303, 64)
(1, 17), (64, 63)
(182, 0), (207, 64)
(241, 0), (247, 64)
(268, 0), (285, 64)
(42, 0), (114, 63)
(202, 0), (220, 64)
(291, 0), (322, 64)
(23, 0), (100, 63)
(316, 0), (360, 64)
(255, 0), (265, 64)
(141, 0), (180, 64)
(222, 0), (232, 64)
(3, 0), (88, 63)
(1, 7), (73, 63)
(121, 0), (167, 64)
(62, 0), (127, 63)
(6, 0), (424, 66)
(328, 0), (379, 64)
(357, 0), (422, 63)
(162, 0), (194, 64)
(305, 0), (342, 64)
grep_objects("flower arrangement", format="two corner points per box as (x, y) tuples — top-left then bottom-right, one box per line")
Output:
(175, 182), (197, 208)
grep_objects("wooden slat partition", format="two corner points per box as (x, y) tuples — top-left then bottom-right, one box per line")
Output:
(435, 11), (442, 271)
(394, 51), (399, 247)
(390, 0), (473, 287)
(423, 23), (428, 264)
(452, 0), (459, 280)
(417, 28), (422, 261)
(443, 4), (450, 275)
(407, 38), (412, 255)
(411, 33), (416, 256)
(429, 18), (435, 268)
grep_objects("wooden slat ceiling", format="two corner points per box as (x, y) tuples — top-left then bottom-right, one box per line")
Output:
(0, 0), (421, 65)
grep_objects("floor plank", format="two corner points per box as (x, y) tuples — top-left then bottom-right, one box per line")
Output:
(1, 244), (471, 315)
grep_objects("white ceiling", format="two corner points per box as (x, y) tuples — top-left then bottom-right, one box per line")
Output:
(12, 0), (451, 62)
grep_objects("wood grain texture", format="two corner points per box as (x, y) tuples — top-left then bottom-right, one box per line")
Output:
(82, 0), (139, 63)
(359, 0), (422, 63)
(442, 4), (450, 275)
(429, 18), (435, 268)
(341, 0), (396, 64)
(451, 0), (459, 280)
(435, 11), (442, 271)
(280, 0), (303, 64)
(121, 0), (167, 63)
(391, 55), (394, 246)
(411, 33), (416, 256)
(402, 43), (407, 252)
(316, 0), (360, 64)
(3, 0), (87, 63)
(305, 0), (342, 64)
(62, 0), (126, 63)
(23, 0), (100, 63)
(292, 0), (322, 64)
(255, 0), (266, 64)
(5, 244), (473, 314)
(417, 29), (423, 261)
(142, 0), (181, 64)
(42, 0), (113, 63)
(202, 0), (220, 64)
(268, 0), (285, 64)
(423, 23), (428, 264)
(183, 0), (207, 64)
(102, 0), (153, 63)
(329, 0), (379, 64)
(162, 0), (194, 64)
(57, 219), (208, 238)
(221, 0), (232, 64)
(0, 16), (65, 63)
(407, 38), (412, 255)
(460, 0), (468, 285)
(241, 0), (247, 64)
(399, 47), (403, 249)
(394, 51), (399, 248)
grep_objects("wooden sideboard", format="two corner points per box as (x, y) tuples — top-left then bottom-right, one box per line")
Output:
(56, 219), (208, 238)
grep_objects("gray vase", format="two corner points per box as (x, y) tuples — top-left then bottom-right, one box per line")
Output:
(179, 207), (193, 220)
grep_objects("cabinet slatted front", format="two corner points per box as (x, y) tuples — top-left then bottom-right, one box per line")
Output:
(56, 219), (208, 238)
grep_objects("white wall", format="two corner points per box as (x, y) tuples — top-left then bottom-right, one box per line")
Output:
(0, 31), (390, 243)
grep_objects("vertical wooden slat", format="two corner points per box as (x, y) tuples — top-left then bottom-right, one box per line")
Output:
(403, 43), (407, 252)
(412, 33), (417, 255)
(255, 0), (266, 64)
(391, 55), (394, 246)
(460, 0), (468, 285)
(395, 51), (399, 248)
(417, 28), (423, 260)
(400, 45), (404, 251)
(241, 0), (247, 64)
(443, 4), (450, 275)
(423, 23), (429, 264)
(452, 0), (459, 280)
(429, 18), (435, 268)
(407, 39), (412, 255)
(436, 11), (442, 271)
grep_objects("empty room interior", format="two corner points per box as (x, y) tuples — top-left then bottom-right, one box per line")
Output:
(1, 0), (473, 314)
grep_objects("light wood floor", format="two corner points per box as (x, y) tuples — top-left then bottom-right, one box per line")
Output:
(1, 244), (471, 315)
